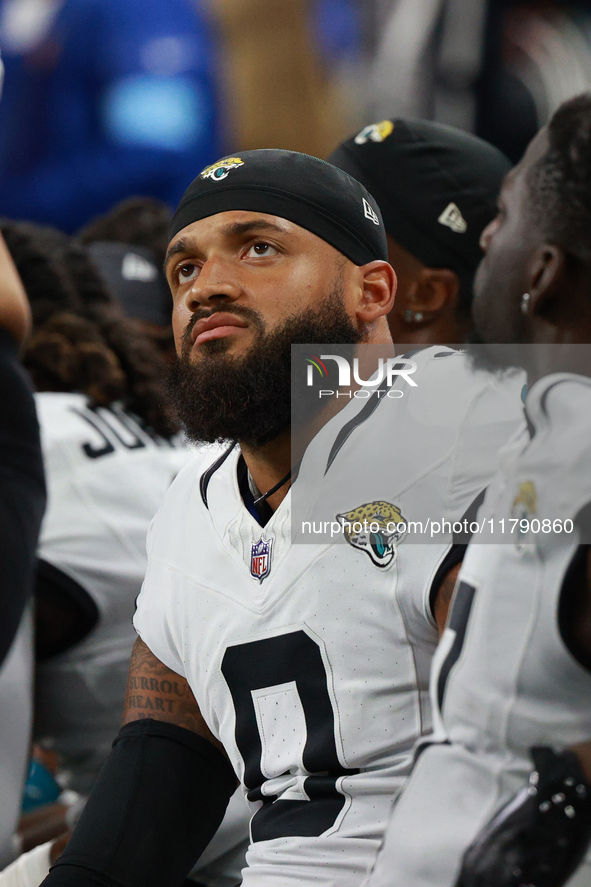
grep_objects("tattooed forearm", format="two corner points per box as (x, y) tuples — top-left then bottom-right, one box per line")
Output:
(122, 638), (224, 753)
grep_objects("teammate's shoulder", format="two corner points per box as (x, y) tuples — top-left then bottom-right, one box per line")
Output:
(404, 346), (525, 418)
(403, 346), (480, 388)
(34, 391), (88, 438)
(532, 372), (591, 421)
(527, 373), (591, 474)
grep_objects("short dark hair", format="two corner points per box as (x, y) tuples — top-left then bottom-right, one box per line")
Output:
(1, 220), (179, 438)
(528, 93), (591, 264)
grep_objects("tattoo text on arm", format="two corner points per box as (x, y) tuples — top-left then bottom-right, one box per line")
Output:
(122, 638), (225, 753)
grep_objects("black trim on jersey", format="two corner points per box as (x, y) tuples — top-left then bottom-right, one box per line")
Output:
(525, 409), (536, 440)
(429, 487), (490, 615)
(558, 541), (591, 674)
(535, 377), (586, 427)
(523, 378), (576, 440)
(437, 580), (477, 710)
(324, 350), (421, 475)
(451, 487), (488, 545)
(199, 443), (237, 508)
(429, 544), (467, 618)
(237, 455), (273, 527)
(413, 737), (451, 765)
(35, 559), (99, 660)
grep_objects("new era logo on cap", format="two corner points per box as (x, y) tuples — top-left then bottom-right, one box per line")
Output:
(438, 202), (467, 234)
(363, 198), (380, 226)
(122, 253), (157, 282)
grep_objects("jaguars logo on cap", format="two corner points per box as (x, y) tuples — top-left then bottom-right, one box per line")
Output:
(337, 500), (406, 569)
(354, 120), (394, 146)
(200, 157), (245, 181)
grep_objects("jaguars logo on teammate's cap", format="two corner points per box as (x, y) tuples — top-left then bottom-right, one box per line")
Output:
(337, 501), (406, 569)
(354, 120), (395, 146)
(200, 157), (245, 181)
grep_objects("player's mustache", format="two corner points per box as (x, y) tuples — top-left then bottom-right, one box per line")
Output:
(182, 304), (266, 354)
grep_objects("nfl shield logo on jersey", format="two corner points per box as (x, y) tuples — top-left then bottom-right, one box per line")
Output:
(251, 537), (273, 583)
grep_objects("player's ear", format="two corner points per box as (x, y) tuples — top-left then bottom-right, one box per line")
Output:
(528, 244), (565, 319)
(400, 267), (460, 320)
(355, 261), (396, 325)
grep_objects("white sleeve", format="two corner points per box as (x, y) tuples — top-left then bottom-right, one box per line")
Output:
(132, 520), (186, 678)
(133, 468), (191, 676)
(0, 842), (52, 887)
(445, 373), (526, 523)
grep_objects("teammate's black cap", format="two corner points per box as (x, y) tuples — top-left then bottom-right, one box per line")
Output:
(328, 119), (511, 293)
(170, 149), (388, 265)
(88, 242), (171, 326)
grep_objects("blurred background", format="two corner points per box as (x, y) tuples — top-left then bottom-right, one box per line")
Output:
(1, 0), (591, 235)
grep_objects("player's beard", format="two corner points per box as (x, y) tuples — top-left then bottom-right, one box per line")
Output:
(168, 280), (362, 447)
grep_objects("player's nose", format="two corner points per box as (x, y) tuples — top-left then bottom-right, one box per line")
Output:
(184, 258), (242, 312)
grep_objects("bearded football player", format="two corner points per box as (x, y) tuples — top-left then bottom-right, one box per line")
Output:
(41, 150), (524, 887)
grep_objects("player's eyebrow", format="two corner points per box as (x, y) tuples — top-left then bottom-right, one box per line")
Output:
(164, 220), (290, 271)
(164, 238), (191, 271)
(220, 220), (288, 238)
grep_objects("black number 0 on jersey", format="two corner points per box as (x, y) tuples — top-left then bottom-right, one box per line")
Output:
(221, 629), (358, 842)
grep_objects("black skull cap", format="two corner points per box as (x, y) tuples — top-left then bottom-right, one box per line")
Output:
(169, 149), (388, 265)
(328, 118), (511, 290)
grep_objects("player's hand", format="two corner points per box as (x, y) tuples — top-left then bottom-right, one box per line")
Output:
(454, 747), (591, 887)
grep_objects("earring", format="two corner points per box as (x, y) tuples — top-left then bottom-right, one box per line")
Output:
(521, 293), (531, 315)
(405, 310), (424, 323)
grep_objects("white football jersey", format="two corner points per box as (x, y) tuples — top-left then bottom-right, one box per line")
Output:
(134, 347), (525, 887)
(33, 392), (192, 790)
(369, 372), (591, 887)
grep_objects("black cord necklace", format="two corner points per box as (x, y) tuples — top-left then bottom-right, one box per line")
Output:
(253, 467), (294, 506)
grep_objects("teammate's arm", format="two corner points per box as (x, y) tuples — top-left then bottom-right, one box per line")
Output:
(0, 232), (31, 344)
(41, 639), (237, 887)
(430, 544), (467, 637)
(433, 562), (462, 636)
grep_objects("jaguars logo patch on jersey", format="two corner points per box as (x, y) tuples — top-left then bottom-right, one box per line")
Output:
(200, 157), (244, 181)
(511, 481), (537, 548)
(512, 481), (537, 520)
(354, 120), (394, 145)
(337, 501), (406, 569)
